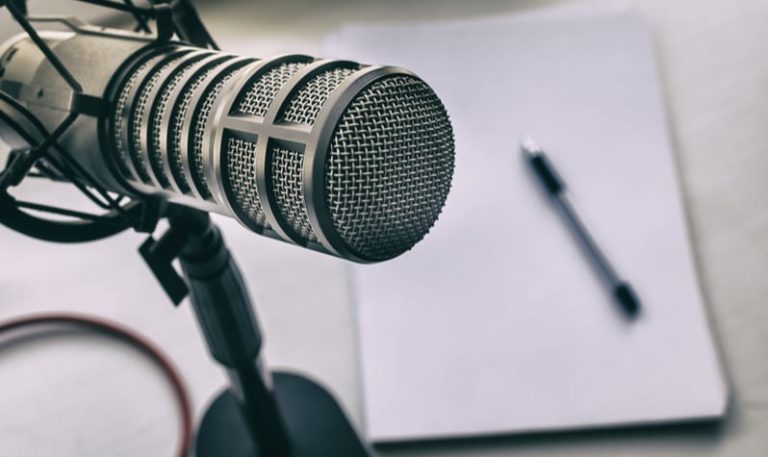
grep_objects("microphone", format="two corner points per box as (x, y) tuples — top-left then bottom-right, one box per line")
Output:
(0, 25), (455, 262)
(0, 8), (449, 455)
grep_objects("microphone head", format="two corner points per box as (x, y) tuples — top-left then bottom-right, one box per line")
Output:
(109, 50), (455, 262)
(319, 74), (455, 261)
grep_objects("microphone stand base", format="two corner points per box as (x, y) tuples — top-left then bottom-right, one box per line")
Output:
(196, 371), (373, 457)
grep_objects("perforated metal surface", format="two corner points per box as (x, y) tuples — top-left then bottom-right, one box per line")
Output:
(108, 49), (455, 262)
(271, 147), (317, 241)
(113, 57), (155, 178)
(190, 66), (243, 199)
(224, 136), (268, 228)
(281, 67), (356, 125)
(131, 54), (186, 183)
(325, 75), (455, 261)
(167, 66), (213, 193)
(168, 56), (235, 194)
(235, 61), (308, 116)
(150, 56), (206, 188)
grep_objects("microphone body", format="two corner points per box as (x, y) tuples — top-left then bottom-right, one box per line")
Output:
(0, 25), (455, 262)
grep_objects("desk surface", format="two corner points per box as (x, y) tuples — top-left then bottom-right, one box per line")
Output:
(0, 0), (766, 456)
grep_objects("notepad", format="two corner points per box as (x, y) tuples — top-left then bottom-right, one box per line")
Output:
(324, 5), (728, 443)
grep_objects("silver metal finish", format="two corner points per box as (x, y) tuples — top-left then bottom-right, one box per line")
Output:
(209, 55), (314, 234)
(129, 51), (191, 185)
(161, 54), (234, 195)
(110, 45), (454, 261)
(254, 58), (355, 245)
(323, 75), (455, 260)
(1, 29), (456, 262)
(302, 65), (400, 259)
(148, 50), (214, 188)
(189, 58), (254, 201)
(114, 48), (188, 185)
(0, 30), (152, 194)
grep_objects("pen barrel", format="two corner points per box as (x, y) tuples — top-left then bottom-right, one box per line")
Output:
(529, 154), (565, 195)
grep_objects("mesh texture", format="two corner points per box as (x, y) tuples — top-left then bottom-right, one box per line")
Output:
(150, 56), (206, 188)
(325, 75), (455, 260)
(281, 67), (356, 125)
(235, 61), (308, 116)
(168, 57), (232, 193)
(271, 147), (317, 241)
(190, 65), (243, 199)
(224, 136), (268, 228)
(130, 54), (186, 183)
(113, 57), (157, 179)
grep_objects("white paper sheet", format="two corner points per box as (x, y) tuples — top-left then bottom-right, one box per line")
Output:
(324, 6), (728, 443)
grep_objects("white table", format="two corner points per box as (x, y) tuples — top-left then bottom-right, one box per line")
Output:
(0, 0), (766, 456)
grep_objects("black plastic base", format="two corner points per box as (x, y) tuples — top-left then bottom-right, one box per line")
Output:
(195, 371), (373, 457)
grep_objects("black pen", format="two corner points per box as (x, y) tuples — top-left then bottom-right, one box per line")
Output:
(520, 137), (641, 319)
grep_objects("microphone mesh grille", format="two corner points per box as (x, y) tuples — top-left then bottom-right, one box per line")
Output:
(109, 49), (454, 262)
(131, 55), (186, 183)
(168, 56), (235, 194)
(113, 57), (155, 179)
(271, 147), (317, 241)
(281, 67), (356, 125)
(150, 56), (205, 188)
(326, 75), (455, 261)
(190, 66), (242, 199)
(224, 135), (269, 228)
(168, 66), (216, 193)
(235, 62), (308, 116)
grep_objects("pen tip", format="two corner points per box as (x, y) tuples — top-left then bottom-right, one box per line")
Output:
(614, 282), (641, 319)
(520, 136), (542, 156)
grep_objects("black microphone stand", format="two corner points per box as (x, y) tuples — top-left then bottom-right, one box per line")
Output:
(142, 208), (372, 457)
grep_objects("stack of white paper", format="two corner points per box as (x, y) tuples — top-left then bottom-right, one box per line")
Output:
(324, 6), (727, 443)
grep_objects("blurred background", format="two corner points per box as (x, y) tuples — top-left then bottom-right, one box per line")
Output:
(0, 0), (766, 456)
